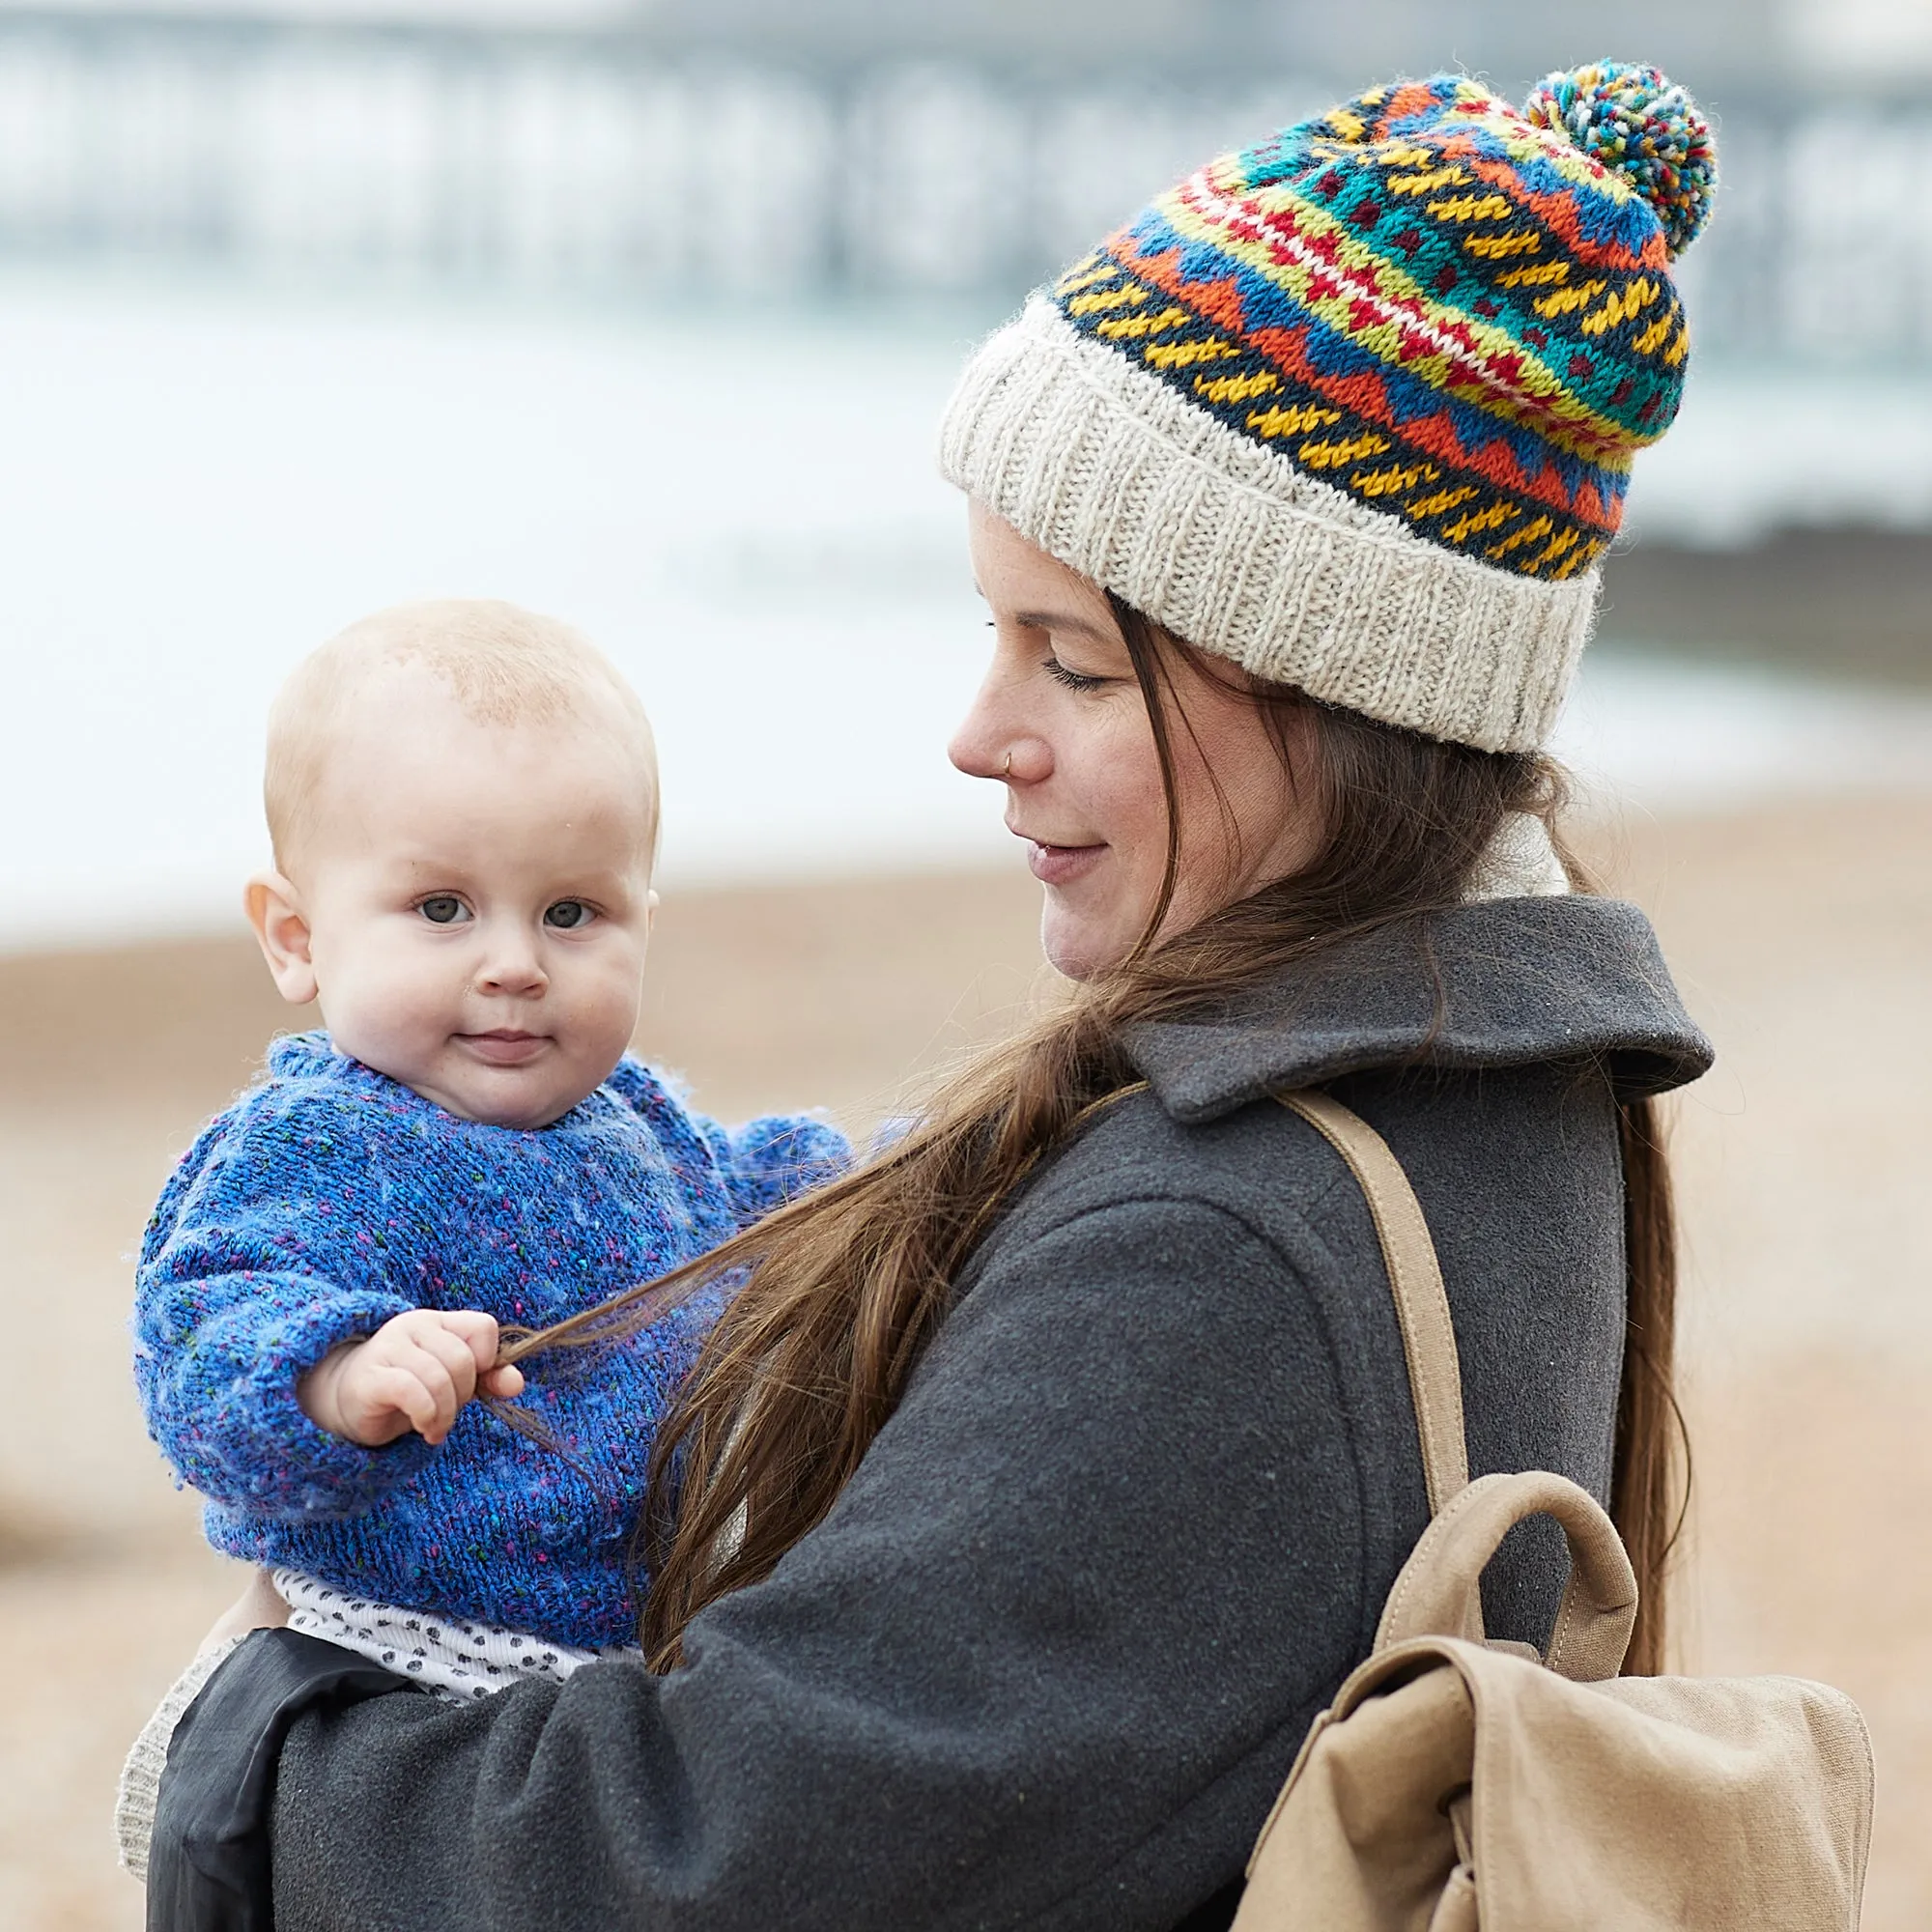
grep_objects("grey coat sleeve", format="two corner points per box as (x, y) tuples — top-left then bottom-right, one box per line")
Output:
(266, 1195), (1373, 1932)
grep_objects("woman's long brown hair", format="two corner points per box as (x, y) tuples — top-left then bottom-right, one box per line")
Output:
(1609, 1094), (1686, 1673)
(501, 601), (1687, 1676)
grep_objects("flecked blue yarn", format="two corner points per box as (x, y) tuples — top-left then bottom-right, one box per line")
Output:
(132, 1033), (849, 1648)
(1524, 61), (1718, 259)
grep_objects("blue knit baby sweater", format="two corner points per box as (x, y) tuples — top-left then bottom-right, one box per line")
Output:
(133, 1033), (848, 1649)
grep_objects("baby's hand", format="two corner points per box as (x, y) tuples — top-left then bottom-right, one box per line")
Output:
(298, 1310), (526, 1447)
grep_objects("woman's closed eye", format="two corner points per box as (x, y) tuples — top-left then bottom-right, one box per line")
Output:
(416, 894), (471, 926)
(543, 899), (595, 930)
(1043, 656), (1111, 694)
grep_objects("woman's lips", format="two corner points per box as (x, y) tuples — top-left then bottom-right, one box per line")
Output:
(457, 1030), (550, 1066)
(1026, 839), (1106, 887)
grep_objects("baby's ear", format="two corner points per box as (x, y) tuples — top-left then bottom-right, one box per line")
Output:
(244, 870), (320, 1007)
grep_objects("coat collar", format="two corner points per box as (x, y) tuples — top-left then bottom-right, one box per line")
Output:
(1122, 897), (1713, 1125)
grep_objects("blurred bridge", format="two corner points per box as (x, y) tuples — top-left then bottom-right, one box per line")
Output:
(0, 2), (1921, 363)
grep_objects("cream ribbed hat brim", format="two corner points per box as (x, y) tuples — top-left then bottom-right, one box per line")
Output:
(938, 298), (1602, 753)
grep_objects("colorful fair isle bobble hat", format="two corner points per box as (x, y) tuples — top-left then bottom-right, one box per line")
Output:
(939, 62), (1718, 753)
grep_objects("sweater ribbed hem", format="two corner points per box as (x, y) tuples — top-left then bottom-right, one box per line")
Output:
(937, 298), (1601, 753)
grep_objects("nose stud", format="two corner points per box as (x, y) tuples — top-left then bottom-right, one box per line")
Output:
(1002, 750), (1013, 777)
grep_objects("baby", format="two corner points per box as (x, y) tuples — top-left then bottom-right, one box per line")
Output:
(130, 599), (847, 1698)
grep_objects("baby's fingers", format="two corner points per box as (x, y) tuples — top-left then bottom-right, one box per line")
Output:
(397, 1342), (471, 1442)
(438, 1309), (503, 1376)
(351, 1361), (454, 1444)
(479, 1363), (525, 1401)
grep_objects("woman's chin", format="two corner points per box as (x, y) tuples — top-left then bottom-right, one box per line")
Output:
(1037, 895), (1135, 983)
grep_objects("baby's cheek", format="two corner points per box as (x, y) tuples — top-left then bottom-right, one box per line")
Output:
(327, 952), (461, 1084)
(568, 948), (649, 1060)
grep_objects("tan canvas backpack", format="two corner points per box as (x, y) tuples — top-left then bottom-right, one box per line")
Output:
(1231, 1092), (1875, 1932)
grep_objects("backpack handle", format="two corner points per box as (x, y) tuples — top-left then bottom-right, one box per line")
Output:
(1375, 1469), (1639, 1683)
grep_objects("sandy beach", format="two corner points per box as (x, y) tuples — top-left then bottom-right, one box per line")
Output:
(3, 791), (1928, 1928)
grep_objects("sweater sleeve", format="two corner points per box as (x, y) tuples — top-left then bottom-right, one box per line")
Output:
(602, 1059), (851, 1230)
(172, 1194), (1374, 1932)
(706, 1111), (852, 1227)
(132, 1091), (435, 1520)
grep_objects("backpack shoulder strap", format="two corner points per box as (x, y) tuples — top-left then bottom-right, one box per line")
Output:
(1276, 1091), (1471, 1514)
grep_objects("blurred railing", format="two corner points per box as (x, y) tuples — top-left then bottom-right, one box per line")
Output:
(0, 8), (1918, 361)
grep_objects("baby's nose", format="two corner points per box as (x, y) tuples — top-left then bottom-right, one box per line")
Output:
(475, 935), (548, 995)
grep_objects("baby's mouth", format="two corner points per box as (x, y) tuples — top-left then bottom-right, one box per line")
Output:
(457, 1030), (551, 1067)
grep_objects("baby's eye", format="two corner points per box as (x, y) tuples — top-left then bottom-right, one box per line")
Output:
(418, 895), (469, 925)
(544, 899), (594, 930)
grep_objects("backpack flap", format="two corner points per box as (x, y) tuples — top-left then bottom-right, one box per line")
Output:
(1236, 1635), (1873, 1932)
(1462, 1654), (1874, 1931)
(1235, 1471), (1875, 1931)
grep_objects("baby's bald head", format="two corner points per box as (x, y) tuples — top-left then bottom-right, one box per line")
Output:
(250, 600), (662, 1127)
(266, 599), (658, 877)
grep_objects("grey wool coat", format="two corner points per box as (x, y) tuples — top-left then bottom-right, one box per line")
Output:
(150, 895), (1712, 1932)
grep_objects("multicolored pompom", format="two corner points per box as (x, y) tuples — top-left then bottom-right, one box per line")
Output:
(1524, 61), (1717, 260)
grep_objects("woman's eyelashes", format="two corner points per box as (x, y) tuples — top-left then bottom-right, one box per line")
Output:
(1042, 655), (1111, 694)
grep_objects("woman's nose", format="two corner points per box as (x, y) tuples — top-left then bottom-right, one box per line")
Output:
(949, 685), (1049, 785)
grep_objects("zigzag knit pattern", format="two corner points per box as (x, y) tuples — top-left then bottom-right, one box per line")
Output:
(132, 1033), (849, 1649)
(1054, 72), (1705, 586)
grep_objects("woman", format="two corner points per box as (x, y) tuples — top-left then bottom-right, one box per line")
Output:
(152, 63), (1717, 1930)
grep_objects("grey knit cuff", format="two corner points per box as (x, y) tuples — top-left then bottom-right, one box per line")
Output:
(938, 298), (1601, 753)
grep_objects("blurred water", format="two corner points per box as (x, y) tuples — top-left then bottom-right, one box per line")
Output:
(2, 270), (1930, 952)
